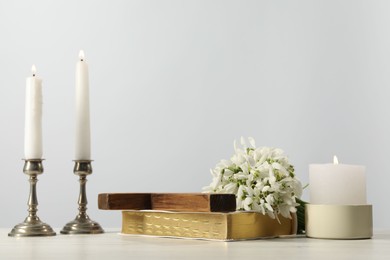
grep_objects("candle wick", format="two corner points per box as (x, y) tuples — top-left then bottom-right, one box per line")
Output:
(80, 59), (84, 62)
(32, 74), (36, 77)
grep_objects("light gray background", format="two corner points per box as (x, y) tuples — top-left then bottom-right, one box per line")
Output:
(0, 0), (388, 229)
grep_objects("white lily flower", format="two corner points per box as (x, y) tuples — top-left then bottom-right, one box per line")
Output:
(203, 137), (303, 217)
(293, 179), (303, 198)
(248, 137), (256, 148)
(262, 186), (270, 193)
(231, 153), (246, 165)
(240, 136), (246, 149)
(252, 201), (261, 211)
(221, 159), (232, 167)
(271, 162), (281, 170)
(255, 182), (264, 190)
(223, 169), (234, 177)
(265, 194), (274, 205)
(240, 163), (249, 174)
(272, 148), (284, 157)
(243, 197), (253, 211)
(237, 185), (244, 198)
(210, 177), (221, 190)
(259, 204), (266, 215)
(268, 166), (274, 178)
(253, 149), (260, 161)
(267, 211), (276, 219)
(284, 198), (293, 205)
(272, 162), (288, 176)
(236, 197), (244, 210)
(246, 156), (256, 167)
(224, 182), (237, 193)
(244, 186), (254, 197)
(265, 202), (274, 212)
(279, 205), (291, 218)
(253, 187), (261, 197)
(269, 176), (276, 185)
(235, 173), (247, 180)
(257, 151), (268, 165)
(290, 206), (297, 213)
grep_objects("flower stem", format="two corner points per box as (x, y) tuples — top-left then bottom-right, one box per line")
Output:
(296, 198), (307, 234)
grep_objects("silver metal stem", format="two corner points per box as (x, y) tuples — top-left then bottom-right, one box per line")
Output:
(9, 159), (56, 237)
(26, 174), (39, 222)
(61, 160), (104, 234)
(77, 174), (88, 220)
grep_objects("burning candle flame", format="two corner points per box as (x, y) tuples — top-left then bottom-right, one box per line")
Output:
(79, 50), (85, 61)
(31, 65), (36, 76)
(333, 155), (339, 165)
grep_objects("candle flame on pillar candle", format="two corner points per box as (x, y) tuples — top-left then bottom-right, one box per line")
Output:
(333, 155), (339, 165)
(79, 50), (85, 61)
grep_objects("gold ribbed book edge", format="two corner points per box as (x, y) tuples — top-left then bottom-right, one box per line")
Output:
(122, 211), (297, 241)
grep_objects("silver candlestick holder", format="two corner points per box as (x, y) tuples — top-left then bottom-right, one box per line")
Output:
(9, 159), (56, 237)
(61, 160), (104, 234)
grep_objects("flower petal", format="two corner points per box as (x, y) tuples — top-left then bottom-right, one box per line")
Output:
(248, 137), (256, 148)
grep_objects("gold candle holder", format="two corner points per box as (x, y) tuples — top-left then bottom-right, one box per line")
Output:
(305, 204), (373, 239)
(9, 159), (56, 237)
(61, 160), (104, 234)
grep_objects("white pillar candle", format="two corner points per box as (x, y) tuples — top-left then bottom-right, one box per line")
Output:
(75, 50), (91, 160)
(309, 156), (366, 205)
(24, 65), (43, 159)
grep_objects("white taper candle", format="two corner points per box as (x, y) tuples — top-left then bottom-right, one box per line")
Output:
(75, 50), (91, 160)
(24, 65), (43, 159)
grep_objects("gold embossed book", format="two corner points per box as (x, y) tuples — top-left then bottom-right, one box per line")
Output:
(121, 210), (297, 241)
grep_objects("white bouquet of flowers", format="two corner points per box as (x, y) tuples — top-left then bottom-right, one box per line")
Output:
(203, 137), (302, 220)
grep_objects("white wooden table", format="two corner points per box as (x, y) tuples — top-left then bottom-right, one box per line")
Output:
(0, 229), (389, 260)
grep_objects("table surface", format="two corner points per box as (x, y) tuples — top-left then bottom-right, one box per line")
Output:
(0, 228), (389, 260)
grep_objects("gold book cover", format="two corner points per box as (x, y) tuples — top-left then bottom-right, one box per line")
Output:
(121, 210), (297, 241)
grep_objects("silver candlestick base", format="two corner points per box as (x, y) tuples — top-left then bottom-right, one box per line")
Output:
(9, 159), (56, 237)
(61, 160), (104, 235)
